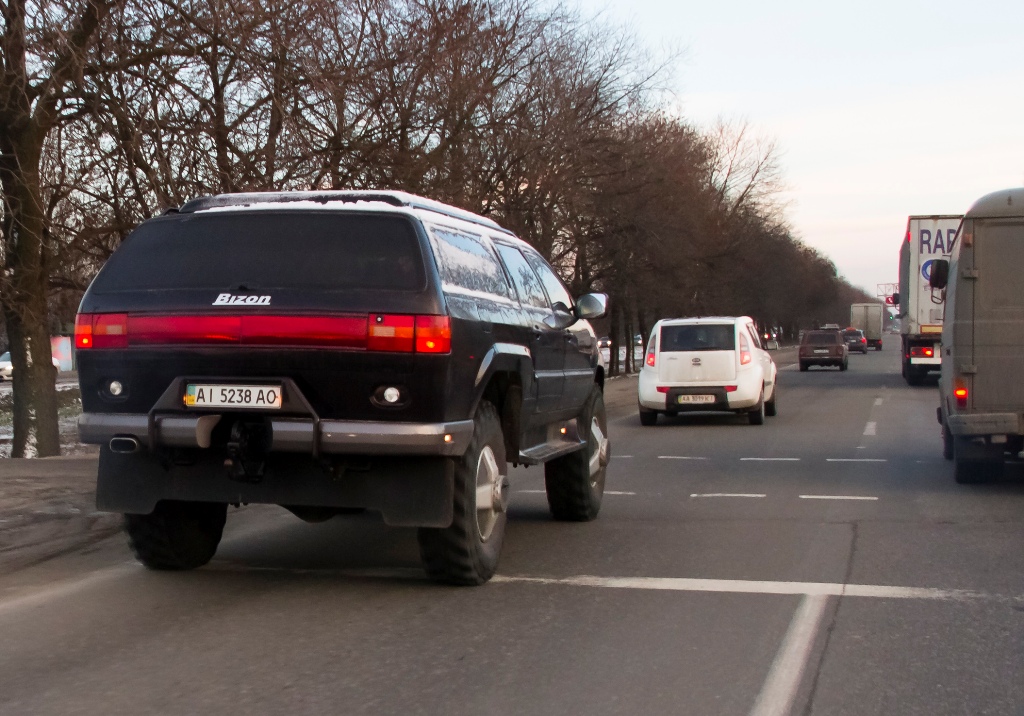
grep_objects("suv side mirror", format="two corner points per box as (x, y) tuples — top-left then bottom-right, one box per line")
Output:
(546, 302), (577, 329)
(929, 259), (949, 290)
(575, 292), (608, 320)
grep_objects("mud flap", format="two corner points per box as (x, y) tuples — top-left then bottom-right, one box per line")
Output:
(96, 446), (455, 527)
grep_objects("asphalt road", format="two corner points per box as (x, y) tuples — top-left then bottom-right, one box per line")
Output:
(2, 348), (1024, 715)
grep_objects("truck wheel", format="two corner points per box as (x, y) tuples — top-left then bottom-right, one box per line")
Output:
(748, 388), (766, 425)
(124, 501), (227, 570)
(546, 385), (609, 521)
(954, 456), (1002, 484)
(765, 384), (778, 417)
(942, 423), (954, 461)
(639, 404), (658, 426)
(418, 401), (507, 585)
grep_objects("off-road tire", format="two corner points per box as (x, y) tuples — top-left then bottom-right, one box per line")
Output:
(124, 501), (227, 570)
(418, 401), (506, 585)
(942, 423), (954, 461)
(639, 405), (658, 426)
(749, 388), (766, 425)
(546, 385), (608, 521)
(765, 383), (778, 417)
(799, 362), (808, 372)
(840, 360), (848, 372)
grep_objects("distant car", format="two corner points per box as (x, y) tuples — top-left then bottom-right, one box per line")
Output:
(634, 333), (644, 346)
(799, 331), (848, 371)
(0, 351), (60, 380)
(842, 328), (869, 354)
(597, 337), (612, 349)
(637, 316), (778, 426)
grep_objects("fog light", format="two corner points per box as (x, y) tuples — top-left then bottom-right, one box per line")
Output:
(383, 387), (401, 404)
(444, 434), (453, 443)
(109, 380), (124, 396)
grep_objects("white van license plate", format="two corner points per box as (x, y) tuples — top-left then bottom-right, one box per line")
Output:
(184, 384), (283, 409)
(678, 395), (714, 404)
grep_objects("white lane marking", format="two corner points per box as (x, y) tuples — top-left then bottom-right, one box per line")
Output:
(799, 495), (878, 501)
(0, 566), (134, 617)
(863, 421), (877, 436)
(742, 457), (800, 462)
(874, 398), (884, 406)
(780, 363), (799, 371)
(658, 455), (709, 460)
(518, 490), (635, 496)
(749, 594), (830, 716)
(691, 493), (766, 498)
(491, 574), (980, 600)
(617, 455), (634, 458)
(825, 458), (887, 463)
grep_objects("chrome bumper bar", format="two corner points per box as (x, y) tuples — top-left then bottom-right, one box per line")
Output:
(79, 413), (475, 457)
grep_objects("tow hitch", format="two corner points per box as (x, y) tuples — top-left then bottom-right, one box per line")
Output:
(225, 419), (271, 482)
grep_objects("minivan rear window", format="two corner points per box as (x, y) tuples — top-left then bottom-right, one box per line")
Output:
(659, 324), (735, 352)
(90, 212), (426, 292)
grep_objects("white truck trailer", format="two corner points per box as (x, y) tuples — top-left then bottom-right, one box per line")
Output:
(897, 215), (963, 385)
(849, 303), (884, 350)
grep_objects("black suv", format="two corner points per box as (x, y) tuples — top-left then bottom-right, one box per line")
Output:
(76, 191), (610, 584)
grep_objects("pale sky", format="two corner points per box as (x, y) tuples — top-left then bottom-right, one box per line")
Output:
(575, 0), (1024, 296)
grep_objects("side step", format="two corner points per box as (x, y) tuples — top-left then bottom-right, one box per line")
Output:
(517, 418), (586, 465)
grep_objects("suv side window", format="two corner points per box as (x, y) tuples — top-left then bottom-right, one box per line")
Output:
(523, 251), (573, 309)
(495, 244), (549, 308)
(429, 226), (512, 298)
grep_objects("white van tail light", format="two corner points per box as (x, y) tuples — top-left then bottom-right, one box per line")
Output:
(645, 334), (657, 367)
(953, 379), (968, 409)
(739, 333), (752, 365)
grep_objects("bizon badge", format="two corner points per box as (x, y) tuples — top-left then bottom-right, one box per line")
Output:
(213, 293), (271, 306)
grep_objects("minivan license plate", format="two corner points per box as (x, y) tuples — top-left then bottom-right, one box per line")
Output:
(678, 395), (714, 404)
(184, 384), (283, 409)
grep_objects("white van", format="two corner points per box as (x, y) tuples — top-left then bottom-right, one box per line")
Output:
(637, 317), (778, 426)
(929, 188), (1024, 483)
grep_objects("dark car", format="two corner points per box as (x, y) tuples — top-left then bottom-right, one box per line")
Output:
(842, 328), (869, 354)
(75, 190), (610, 585)
(799, 330), (848, 371)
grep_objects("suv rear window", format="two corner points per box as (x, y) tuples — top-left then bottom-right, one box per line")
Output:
(659, 324), (735, 352)
(90, 212), (426, 292)
(804, 331), (839, 345)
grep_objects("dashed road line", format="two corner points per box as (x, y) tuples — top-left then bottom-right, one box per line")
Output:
(863, 421), (877, 436)
(799, 495), (878, 501)
(874, 397), (884, 407)
(749, 594), (830, 716)
(691, 493), (766, 499)
(491, 574), (980, 600)
(658, 456), (709, 460)
(825, 458), (887, 463)
(518, 490), (635, 496)
(741, 457), (800, 462)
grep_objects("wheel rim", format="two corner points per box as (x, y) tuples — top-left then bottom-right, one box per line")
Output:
(474, 445), (504, 542)
(588, 416), (609, 485)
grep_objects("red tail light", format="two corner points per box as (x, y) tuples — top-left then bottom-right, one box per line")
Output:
(656, 386), (670, 394)
(724, 385), (738, 393)
(414, 316), (451, 353)
(861, 337), (867, 344)
(75, 313), (127, 349)
(74, 312), (450, 354)
(954, 381), (968, 408)
(909, 346), (934, 358)
(739, 333), (752, 365)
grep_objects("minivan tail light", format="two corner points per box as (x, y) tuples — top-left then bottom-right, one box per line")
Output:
(739, 333), (752, 365)
(645, 336), (656, 367)
(414, 316), (451, 354)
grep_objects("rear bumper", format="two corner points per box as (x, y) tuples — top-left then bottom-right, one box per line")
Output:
(947, 412), (1023, 437)
(638, 380), (759, 412)
(79, 412), (475, 457)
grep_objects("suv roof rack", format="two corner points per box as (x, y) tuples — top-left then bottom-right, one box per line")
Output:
(178, 190), (514, 235)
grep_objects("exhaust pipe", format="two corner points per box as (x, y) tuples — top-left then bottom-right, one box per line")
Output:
(109, 436), (140, 454)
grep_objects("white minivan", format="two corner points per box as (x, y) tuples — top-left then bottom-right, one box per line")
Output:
(637, 317), (778, 426)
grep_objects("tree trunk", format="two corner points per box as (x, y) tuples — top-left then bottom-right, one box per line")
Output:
(0, 137), (61, 457)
